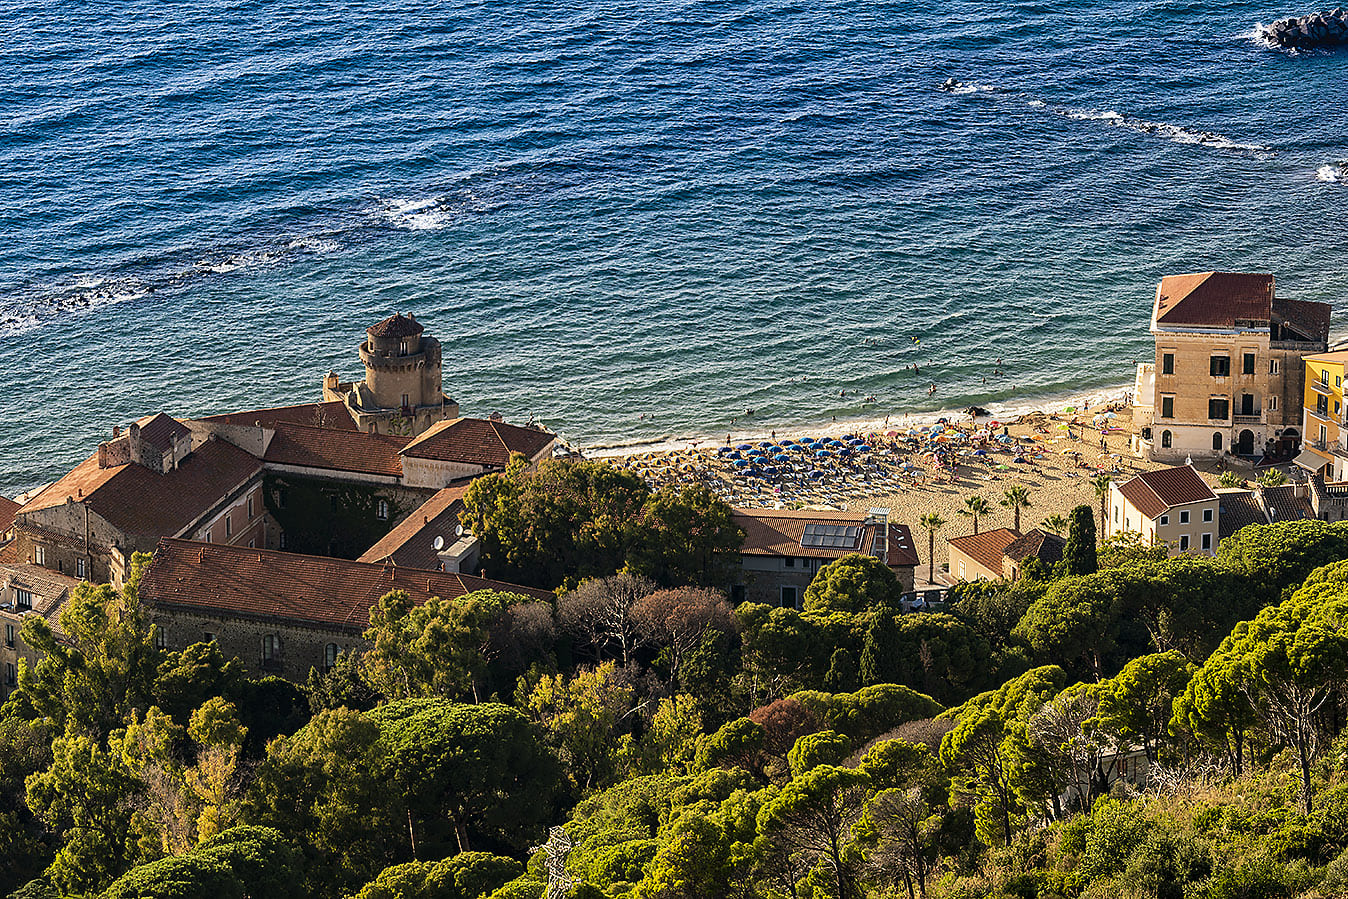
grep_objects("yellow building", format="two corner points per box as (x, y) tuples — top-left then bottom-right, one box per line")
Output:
(1298, 350), (1348, 479)
(1108, 465), (1220, 556)
(1133, 273), (1330, 462)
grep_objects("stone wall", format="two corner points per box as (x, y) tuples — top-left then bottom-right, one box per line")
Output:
(151, 607), (364, 683)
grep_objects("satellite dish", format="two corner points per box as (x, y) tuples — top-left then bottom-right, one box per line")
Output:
(455, 524), (464, 537)
(433, 536), (445, 551)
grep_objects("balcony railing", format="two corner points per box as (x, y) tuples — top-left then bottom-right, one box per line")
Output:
(1233, 413), (1262, 424)
(1312, 380), (1332, 395)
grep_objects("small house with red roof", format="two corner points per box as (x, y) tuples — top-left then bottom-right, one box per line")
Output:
(1109, 464), (1219, 555)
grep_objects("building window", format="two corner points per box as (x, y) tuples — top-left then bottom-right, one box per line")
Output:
(1159, 514), (1169, 526)
(781, 586), (799, 608)
(1180, 534), (1190, 550)
(248, 496), (255, 519)
(1318, 395), (1330, 417)
(376, 499), (389, 520)
(1213, 432), (1222, 451)
(1338, 376), (1343, 388)
(1208, 398), (1229, 420)
(731, 584), (746, 603)
(278, 533), (287, 549)
(1322, 425), (1329, 446)
(276, 487), (288, 509)
(1271, 359), (1280, 374)
(225, 514), (232, 538)
(33, 546), (44, 566)
(155, 629), (167, 650)
(204, 632), (216, 643)
(5, 664), (14, 687)
(76, 558), (86, 579)
(1202, 533), (1212, 551)
(1162, 353), (1175, 375)
(401, 393), (410, 409)
(1243, 353), (1256, 375)
(1337, 401), (1342, 416)
(1161, 397), (1174, 419)
(1269, 396), (1278, 411)
(4, 624), (13, 648)
(1125, 517), (1131, 531)
(399, 340), (408, 355)
(15, 589), (31, 610)
(1203, 508), (1213, 522)
(1322, 370), (1330, 387)
(1210, 356), (1230, 377)
(1179, 510), (1190, 524)
(1161, 430), (1172, 449)
(325, 643), (339, 670)
(784, 556), (795, 568)
(262, 634), (280, 662)
(958, 560), (966, 579)
(1114, 505), (1119, 524)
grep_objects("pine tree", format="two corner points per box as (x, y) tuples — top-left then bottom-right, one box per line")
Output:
(1060, 504), (1097, 576)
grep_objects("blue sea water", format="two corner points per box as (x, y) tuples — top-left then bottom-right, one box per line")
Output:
(2, 0), (1347, 495)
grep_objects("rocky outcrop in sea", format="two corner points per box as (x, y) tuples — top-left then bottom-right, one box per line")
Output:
(1264, 9), (1348, 49)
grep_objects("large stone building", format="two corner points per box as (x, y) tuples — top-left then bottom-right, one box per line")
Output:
(139, 539), (551, 682)
(730, 508), (917, 607)
(1133, 272), (1330, 462)
(0, 562), (78, 700)
(322, 312), (459, 436)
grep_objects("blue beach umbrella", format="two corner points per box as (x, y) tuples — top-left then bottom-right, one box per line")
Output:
(857, 444), (872, 451)
(733, 459), (750, 468)
(736, 444), (753, 450)
(815, 449), (830, 458)
(808, 469), (825, 479)
(773, 454), (790, 462)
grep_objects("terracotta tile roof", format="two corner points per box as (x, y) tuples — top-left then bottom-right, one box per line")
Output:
(197, 401), (358, 431)
(140, 539), (551, 634)
(1116, 465), (1216, 520)
(18, 439), (262, 538)
(1154, 272), (1274, 328)
(733, 508), (918, 567)
(1257, 484), (1315, 524)
(1278, 297), (1332, 343)
(134, 413), (191, 453)
(1003, 529), (1066, 566)
(400, 418), (556, 468)
(367, 313), (424, 338)
(1, 562), (79, 621)
(357, 485), (471, 568)
(263, 423), (409, 477)
(947, 528), (1020, 574)
(1217, 488), (1267, 539)
(0, 496), (19, 538)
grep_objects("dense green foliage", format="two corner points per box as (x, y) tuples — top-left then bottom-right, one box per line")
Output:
(13, 515), (1348, 899)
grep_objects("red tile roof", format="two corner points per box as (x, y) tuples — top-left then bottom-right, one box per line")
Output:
(947, 528), (1020, 574)
(367, 313), (424, 338)
(1003, 529), (1066, 566)
(400, 418), (556, 468)
(1278, 298), (1333, 342)
(140, 538), (551, 634)
(18, 439), (262, 538)
(1154, 272), (1274, 328)
(263, 423), (409, 477)
(197, 401), (358, 431)
(357, 485), (471, 568)
(0, 495), (19, 537)
(134, 413), (191, 453)
(1116, 465), (1216, 520)
(732, 508), (918, 567)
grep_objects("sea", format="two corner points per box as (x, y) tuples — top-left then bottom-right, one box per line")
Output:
(3, 0), (1347, 496)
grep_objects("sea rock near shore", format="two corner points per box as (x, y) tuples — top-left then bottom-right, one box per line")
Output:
(1264, 8), (1348, 48)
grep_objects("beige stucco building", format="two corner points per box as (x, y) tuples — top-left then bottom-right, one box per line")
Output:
(1109, 465), (1219, 556)
(323, 312), (459, 436)
(1133, 272), (1330, 462)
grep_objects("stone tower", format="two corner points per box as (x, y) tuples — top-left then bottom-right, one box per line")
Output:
(323, 313), (459, 436)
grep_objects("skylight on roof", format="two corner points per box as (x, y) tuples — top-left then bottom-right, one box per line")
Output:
(801, 523), (862, 549)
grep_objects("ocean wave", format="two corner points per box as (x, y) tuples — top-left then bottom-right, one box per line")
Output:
(1317, 161), (1348, 183)
(941, 78), (1271, 156)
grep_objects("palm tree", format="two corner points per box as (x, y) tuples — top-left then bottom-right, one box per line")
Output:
(919, 512), (945, 586)
(1218, 470), (1243, 489)
(999, 484), (1033, 533)
(1257, 468), (1289, 487)
(958, 495), (992, 535)
(1040, 514), (1069, 536)
(1093, 473), (1113, 536)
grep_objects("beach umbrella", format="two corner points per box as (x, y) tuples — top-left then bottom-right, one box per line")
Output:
(717, 446), (734, 455)
(780, 438), (795, 445)
(773, 454), (790, 462)
(815, 449), (831, 458)
(1103, 411), (1118, 419)
(857, 444), (872, 451)
(1057, 424), (1070, 431)
(758, 441), (773, 448)
(763, 466), (779, 475)
(808, 469), (825, 479)
(1063, 406), (1077, 414)
(733, 459), (750, 468)
(972, 449), (988, 457)
(790, 445), (808, 453)
(736, 444), (753, 450)
(839, 449), (854, 457)
(747, 448), (763, 456)
(989, 421), (1000, 428)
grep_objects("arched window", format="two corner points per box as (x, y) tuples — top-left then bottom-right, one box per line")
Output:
(1161, 430), (1172, 449)
(325, 643), (339, 669)
(1212, 432), (1223, 451)
(262, 634), (279, 662)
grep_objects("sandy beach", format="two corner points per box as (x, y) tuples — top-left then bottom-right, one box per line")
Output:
(601, 400), (1247, 586)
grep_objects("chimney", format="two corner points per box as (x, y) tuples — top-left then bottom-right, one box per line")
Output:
(112, 426), (121, 438)
(97, 443), (108, 469)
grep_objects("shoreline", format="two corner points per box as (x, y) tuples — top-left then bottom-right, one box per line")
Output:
(578, 380), (1135, 460)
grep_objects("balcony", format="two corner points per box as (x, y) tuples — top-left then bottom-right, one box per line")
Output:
(1233, 414), (1262, 425)
(1312, 379), (1332, 396)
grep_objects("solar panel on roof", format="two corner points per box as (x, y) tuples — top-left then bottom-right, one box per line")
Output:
(800, 523), (862, 549)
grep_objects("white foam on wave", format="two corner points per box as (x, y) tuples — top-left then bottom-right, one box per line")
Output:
(0, 275), (151, 337)
(951, 82), (997, 94)
(287, 236), (340, 254)
(381, 196), (455, 231)
(1066, 107), (1270, 153)
(1317, 162), (1348, 183)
